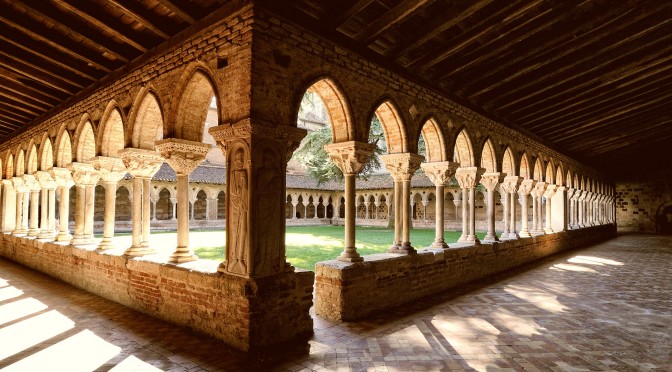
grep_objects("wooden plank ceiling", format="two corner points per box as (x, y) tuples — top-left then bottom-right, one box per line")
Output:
(261, 0), (672, 176)
(1, 0), (671, 177)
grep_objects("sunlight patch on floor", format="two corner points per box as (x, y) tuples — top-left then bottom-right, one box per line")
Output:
(491, 308), (542, 337)
(109, 355), (163, 371)
(504, 285), (567, 313)
(0, 310), (75, 360)
(0, 297), (47, 326)
(0, 286), (23, 302)
(553, 263), (598, 273)
(569, 255), (623, 266)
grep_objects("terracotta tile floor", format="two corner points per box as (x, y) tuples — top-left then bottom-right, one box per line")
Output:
(0, 234), (670, 371)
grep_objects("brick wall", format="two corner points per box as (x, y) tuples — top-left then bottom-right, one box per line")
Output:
(0, 234), (314, 351)
(616, 181), (672, 233)
(315, 224), (616, 321)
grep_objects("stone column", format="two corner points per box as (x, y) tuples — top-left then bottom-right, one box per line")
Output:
(480, 172), (503, 243)
(1, 180), (16, 233)
(543, 185), (556, 233)
(291, 201), (298, 219)
(381, 153), (424, 254)
(36, 171), (57, 240)
(518, 179), (536, 238)
(119, 148), (164, 256)
(69, 162), (100, 246)
(156, 138), (211, 263)
(531, 182), (547, 235)
(500, 176), (522, 239)
(363, 200), (370, 220)
(26, 175), (40, 237)
(11, 177), (27, 235)
(170, 197), (177, 220)
(322, 141), (375, 262)
(422, 161), (459, 248)
(313, 196), (320, 219)
(578, 191), (586, 227)
(90, 157), (127, 250)
(452, 192), (461, 222)
(51, 168), (74, 241)
(455, 167), (484, 244)
(566, 188), (575, 229)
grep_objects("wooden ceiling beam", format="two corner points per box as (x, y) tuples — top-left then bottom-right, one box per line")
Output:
(0, 118), (21, 130)
(107, 0), (174, 39)
(0, 73), (66, 103)
(330, 0), (376, 28)
(0, 96), (42, 117)
(157, 0), (196, 24)
(0, 105), (34, 122)
(0, 76), (61, 107)
(52, 0), (154, 53)
(0, 88), (50, 112)
(568, 119), (672, 155)
(0, 49), (88, 89)
(0, 56), (80, 95)
(355, 0), (431, 45)
(12, 0), (133, 64)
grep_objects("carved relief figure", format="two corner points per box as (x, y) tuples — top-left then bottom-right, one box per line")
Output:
(227, 147), (249, 274)
(255, 147), (282, 274)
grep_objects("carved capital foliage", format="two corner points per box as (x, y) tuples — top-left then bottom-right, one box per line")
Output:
(479, 172), (504, 191)
(518, 179), (537, 196)
(420, 161), (460, 186)
(69, 162), (100, 186)
(90, 156), (127, 184)
(50, 167), (75, 188)
(12, 177), (28, 193)
(35, 171), (56, 190)
(566, 188), (576, 199)
(532, 181), (547, 197)
(500, 175), (522, 194)
(325, 141), (376, 175)
(454, 166), (485, 189)
(118, 148), (163, 179)
(543, 184), (557, 199)
(155, 138), (211, 176)
(380, 152), (425, 181)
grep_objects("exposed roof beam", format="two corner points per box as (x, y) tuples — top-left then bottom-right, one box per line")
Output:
(0, 48), (88, 89)
(330, 0), (375, 28)
(355, 0), (431, 45)
(0, 55), (80, 95)
(0, 88), (50, 112)
(0, 76), (61, 107)
(107, 0), (173, 39)
(0, 74), (66, 103)
(0, 95), (42, 117)
(0, 118), (22, 130)
(157, 0), (196, 24)
(0, 105), (34, 122)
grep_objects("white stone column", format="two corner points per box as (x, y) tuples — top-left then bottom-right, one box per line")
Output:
(381, 153), (424, 254)
(578, 191), (586, 227)
(90, 157), (127, 250)
(455, 167), (484, 245)
(532, 182), (547, 235)
(156, 138), (211, 263)
(566, 188), (575, 229)
(291, 201), (298, 219)
(480, 172), (503, 243)
(543, 185), (556, 233)
(422, 161), (459, 248)
(170, 197), (177, 220)
(500, 176), (521, 239)
(69, 162), (100, 246)
(36, 171), (57, 240)
(1, 180), (16, 233)
(11, 177), (27, 235)
(51, 168), (74, 242)
(518, 179), (536, 238)
(27, 176), (40, 237)
(119, 148), (163, 257)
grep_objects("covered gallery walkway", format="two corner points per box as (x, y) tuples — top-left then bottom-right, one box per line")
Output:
(0, 234), (668, 371)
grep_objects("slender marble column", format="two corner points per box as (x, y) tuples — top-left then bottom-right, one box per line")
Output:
(36, 171), (57, 240)
(480, 172), (503, 243)
(532, 182), (547, 235)
(69, 162), (100, 246)
(28, 188), (40, 236)
(11, 177), (27, 235)
(421, 161), (459, 248)
(1, 180), (16, 233)
(91, 155), (127, 249)
(455, 167), (484, 245)
(543, 185), (556, 233)
(51, 168), (74, 241)
(518, 179), (536, 238)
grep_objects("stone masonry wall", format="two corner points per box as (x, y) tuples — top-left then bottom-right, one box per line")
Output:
(616, 181), (672, 233)
(0, 234), (314, 351)
(315, 224), (616, 321)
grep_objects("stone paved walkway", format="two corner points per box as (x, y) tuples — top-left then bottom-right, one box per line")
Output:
(0, 234), (670, 371)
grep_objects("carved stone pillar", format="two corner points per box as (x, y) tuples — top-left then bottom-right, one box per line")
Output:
(90, 157), (127, 250)
(421, 161), (459, 248)
(210, 120), (307, 277)
(323, 141), (375, 262)
(500, 176), (521, 239)
(543, 185), (556, 233)
(455, 167), (484, 244)
(51, 168), (74, 241)
(36, 171), (57, 240)
(156, 138), (211, 263)
(518, 179), (536, 238)
(1, 180), (16, 233)
(531, 182), (547, 235)
(119, 148), (163, 256)
(381, 153), (424, 254)
(11, 177), (27, 235)
(25, 175), (41, 237)
(480, 172), (503, 243)
(69, 162), (100, 246)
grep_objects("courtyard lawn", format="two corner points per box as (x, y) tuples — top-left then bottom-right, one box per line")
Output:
(109, 227), (485, 271)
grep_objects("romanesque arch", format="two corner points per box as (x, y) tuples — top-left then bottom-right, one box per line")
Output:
(302, 77), (354, 143)
(419, 117), (446, 162)
(173, 69), (218, 142)
(454, 129), (474, 166)
(130, 89), (164, 150)
(372, 99), (407, 154)
(98, 101), (125, 157)
(480, 138), (496, 172)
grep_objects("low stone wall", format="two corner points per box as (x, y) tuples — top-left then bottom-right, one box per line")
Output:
(315, 224), (616, 321)
(0, 234), (314, 351)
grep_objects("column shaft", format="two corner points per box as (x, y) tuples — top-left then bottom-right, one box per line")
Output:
(142, 178), (151, 247)
(432, 184), (446, 247)
(98, 182), (117, 249)
(56, 187), (72, 241)
(339, 173), (362, 262)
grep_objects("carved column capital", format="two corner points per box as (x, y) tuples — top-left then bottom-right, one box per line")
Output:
(454, 166), (485, 189)
(12, 177), (27, 193)
(50, 167), (75, 189)
(566, 187), (576, 199)
(209, 119), (307, 161)
(69, 162), (100, 186)
(543, 184), (557, 199)
(500, 175), (522, 194)
(517, 179), (537, 196)
(479, 172), (504, 191)
(324, 141), (377, 175)
(380, 152), (425, 181)
(118, 148), (163, 179)
(155, 138), (211, 176)
(420, 161), (460, 186)
(532, 181), (547, 197)
(90, 156), (127, 184)
(21, 174), (39, 191)
(35, 171), (57, 190)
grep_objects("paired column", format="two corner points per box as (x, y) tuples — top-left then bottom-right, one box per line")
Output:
(531, 182), (547, 235)
(421, 161), (459, 248)
(566, 188), (576, 229)
(323, 141), (375, 262)
(26, 175), (40, 237)
(517, 179), (536, 238)
(543, 185), (557, 233)
(90, 157), (127, 250)
(480, 172), (503, 243)
(381, 153), (424, 254)
(577, 191), (586, 227)
(1, 180), (16, 233)
(69, 162), (100, 246)
(11, 177), (28, 235)
(156, 138), (211, 263)
(500, 176), (522, 239)
(51, 168), (75, 241)
(119, 148), (164, 256)
(455, 167), (485, 245)
(35, 171), (57, 240)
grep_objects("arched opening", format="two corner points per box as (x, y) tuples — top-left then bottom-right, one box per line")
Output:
(156, 188), (173, 220)
(115, 186), (131, 221)
(286, 195), (293, 219)
(5, 154), (14, 179)
(545, 161), (555, 185)
(94, 185), (105, 222)
(296, 195), (304, 218)
(357, 195), (366, 219)
(76, 120), (96, 162)
(378, 195), (388, 220)
(326, 197), (334, 218)
(519, 153), (531, 179)
(412, 193), (423, 220)
(454, 129), (474, 166)
(339, 197), (345, 218)
(419, 117), (446, 162)
(99, 105), (125, 157)
(40, 137), (54, 171)
(502, 147), (515, 176)
(194, 190), (207, 220)
(15, 149), (25, 176)
(480, 139), (496, 173)
(26, 144), (38, 174)
(533, 158), (544, 182)
(55, 130), (73, 167)
(217, 191), (226, 219)
(317, 196), (325, 218)
(131, 91), (163, 150)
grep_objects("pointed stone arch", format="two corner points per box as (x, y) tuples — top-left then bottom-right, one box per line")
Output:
(15, 148), (25, 176)
(545, 160), (555, 184)
(453, 128), (474, 166)
(480, 138), (496, 172)
(555, 163), (565, 186)
(172, 67), (218, 142)
(372, 98), (407, 154)
(532, 157), (544, 181)
(54, 126), (73, 167)
(502, 146), (516, 176)
(301, 77), (354, 143)
(130, 88), (164, 150)
(5, 153), (14, 178)
(74, 116), (96, 162)
(418, 116), (446, 162)
(26, 143), (38, 174)
(38, 135), (54, 171)
(519, 152), (531, 179)
(98, 101), (126, 157)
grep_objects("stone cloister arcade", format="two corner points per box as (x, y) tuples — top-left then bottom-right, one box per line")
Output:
(0, 5), (617, 351)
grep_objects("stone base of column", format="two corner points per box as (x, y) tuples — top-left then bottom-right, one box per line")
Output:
(54, 232), (73, 242)
(12, 229), (28, 236)
(531, 229), (545, 236)
(37, 230), (56, 240)
(168, 249), (198, 264)
(388, 243), (416, 254)
(430, 240), (448, 248)
(465, 235), (481, 245)
(519, 230), (532, 238)
(482, 234), (499, 243)
(97, 238), (115, 250)
(28, 228), (40, 237)
(457, 234), (468, 243)
(124, 246), (157, 257)
(338, 248), (364, 262)
(543, 227), (554, 234)
(71, 237), (95, 246)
